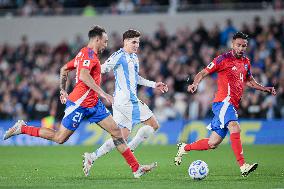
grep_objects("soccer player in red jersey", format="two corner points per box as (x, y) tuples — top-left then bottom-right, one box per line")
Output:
(174, 32), (276, 177)
(3, 25), (157, 178)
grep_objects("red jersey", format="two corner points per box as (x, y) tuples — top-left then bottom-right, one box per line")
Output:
(66, 47), (101, 108)
(205, 51), (252, 109)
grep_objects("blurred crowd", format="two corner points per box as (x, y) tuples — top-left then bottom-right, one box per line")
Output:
(0, 0), (283, 17)
(0, 16), (284, 122)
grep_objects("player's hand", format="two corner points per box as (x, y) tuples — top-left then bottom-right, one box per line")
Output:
(101, 92), (114, 104)
(60, 89), (68, 104)
(265, 87), (277, 96)
(187, 84), (198, 93)
(155, 82), (168, 93)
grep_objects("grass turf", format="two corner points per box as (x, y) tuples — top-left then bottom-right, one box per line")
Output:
(0, 145), (283, 189)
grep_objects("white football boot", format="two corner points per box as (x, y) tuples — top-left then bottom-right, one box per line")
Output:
(133, 162), (158, 178)
(3, 120), (26, 140)
(82, 152), (94, 176)
(240, 163), (258, 177)
(174, 143), (187, 166)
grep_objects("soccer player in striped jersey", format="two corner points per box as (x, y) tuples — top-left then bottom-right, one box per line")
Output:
(174, 32), (276, 177)
(3, 26), (157, 178)
(82, 29), (168, 175)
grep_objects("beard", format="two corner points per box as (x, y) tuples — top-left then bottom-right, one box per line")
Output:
(233, 49), (244, 59)
(236, 52), (243, 58)
(98, 48), (105, 54)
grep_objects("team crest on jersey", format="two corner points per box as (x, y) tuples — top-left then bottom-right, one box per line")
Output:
(244, 64), (248, 71)
(207, 62), (214, 69)
(83, 60), (90, 67)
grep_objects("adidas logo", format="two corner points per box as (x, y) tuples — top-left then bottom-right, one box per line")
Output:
(232, 66), (237, 71)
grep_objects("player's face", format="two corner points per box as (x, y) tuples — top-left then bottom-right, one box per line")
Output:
(98, 32), (108, 54)
(125, 37), (140, 53)
(232, 38), (248, 58)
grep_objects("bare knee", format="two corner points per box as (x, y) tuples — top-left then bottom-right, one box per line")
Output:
(144, 117), (160, 130)
(151, 122), (160, 130)
(228, 121), (241, 133)
(208, 141), (219, 149)
(54, 138), (66, 144)
(53, 134), (68, 144)
(208, 136), (223, 149)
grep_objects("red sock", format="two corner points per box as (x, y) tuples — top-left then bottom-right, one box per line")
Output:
(230, 132), (245, 166)
(21, 126), (40, 137)
(184, 138), (210, 151)
(122, 148), (139, 172)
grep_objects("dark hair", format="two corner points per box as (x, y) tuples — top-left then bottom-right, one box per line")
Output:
(88, 25), (106, 39)
(123, 29), (141, 41)
(233, 32), (249, 40)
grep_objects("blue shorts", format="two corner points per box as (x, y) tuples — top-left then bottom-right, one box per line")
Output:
(207, 101), (238, 138)
(61, 99), (111, 131)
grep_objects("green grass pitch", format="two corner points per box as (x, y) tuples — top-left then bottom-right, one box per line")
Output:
(0, 145), (283, 189)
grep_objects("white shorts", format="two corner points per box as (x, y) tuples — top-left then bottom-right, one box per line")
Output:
(112, 100), (153, 131)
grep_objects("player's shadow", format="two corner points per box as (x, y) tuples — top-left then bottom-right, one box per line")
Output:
(67, 175), (140, 181)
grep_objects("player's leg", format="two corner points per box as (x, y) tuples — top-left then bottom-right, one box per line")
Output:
(89, 127), (130, 161)
(175, 101), (229, 166)
(83, 124), (130, 176)
(3, 120), (74, 144)
(128, 116), (157, 151)
(128, 101), (157, 151)
(97, 115), (157, 178)
(86, 104), (133, 163)
(83, 103), (134, 176)
(38, 124), (74, 144)
(228, 121), (258, 177)
(174, 131), (224, 166)
(83, 100), (156, 177)
(4, 101), (86, 143)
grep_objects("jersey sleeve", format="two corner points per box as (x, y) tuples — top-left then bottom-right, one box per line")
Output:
(205, 54), (227, 74)
(79, 53), (96, 71)
(101, 56), (117, 73)
(101, 52), (122, 73)
(205, 59), (219, 74)
(137, 75), (156, 88)
(246, 60), (252, 79)
(66, 58), (76, 70)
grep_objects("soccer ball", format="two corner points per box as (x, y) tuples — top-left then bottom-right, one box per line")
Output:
(188, 160), (209, 180)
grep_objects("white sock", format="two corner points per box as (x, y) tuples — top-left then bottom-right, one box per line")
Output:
(128, 125), (155, 151)
(91, 138), (115, 160)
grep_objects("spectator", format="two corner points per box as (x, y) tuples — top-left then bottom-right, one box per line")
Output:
(221, 18), (237, 46)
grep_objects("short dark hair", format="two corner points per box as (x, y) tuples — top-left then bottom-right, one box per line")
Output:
(123, 29), (141, 41)
(88, 25), (106, 39)
(233, 32), (249, 40)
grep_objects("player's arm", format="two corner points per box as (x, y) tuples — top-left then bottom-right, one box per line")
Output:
(137, 75), (168, 93)
(101, 55), (118, 74)
(59, 59), (75, 104)
(187, 69), (210, 93)
(246, 76), (276, 96)
(59, 64), (70, 91)
(80, 68), (113, 104)
(188, 57), (220, 93)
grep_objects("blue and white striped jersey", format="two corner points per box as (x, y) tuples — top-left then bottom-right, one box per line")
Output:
(101, 48), (156, 105)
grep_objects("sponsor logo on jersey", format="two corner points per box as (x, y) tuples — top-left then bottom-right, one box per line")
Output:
(83, 60), (90, 67)
(232, 66), (237, 71)
(207, 62), (214, 69)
